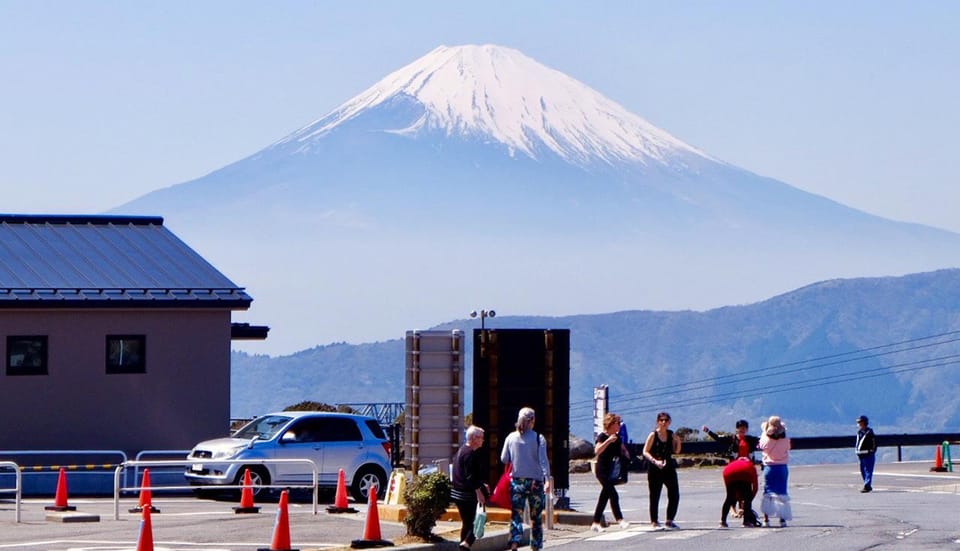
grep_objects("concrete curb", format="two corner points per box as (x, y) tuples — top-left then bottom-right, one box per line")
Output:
(386, 510), (593, 550)
(392, 527), (522, 551)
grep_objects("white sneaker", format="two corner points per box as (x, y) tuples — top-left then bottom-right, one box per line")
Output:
(619, 520), (630, 529)
(590, 522), (605, 533)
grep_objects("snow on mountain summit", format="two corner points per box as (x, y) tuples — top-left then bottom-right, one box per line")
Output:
(277, 44), (711, 167)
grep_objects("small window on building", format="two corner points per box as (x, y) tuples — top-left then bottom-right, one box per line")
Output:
(106, 335), (146, 374)
(7, 336), (48, 376)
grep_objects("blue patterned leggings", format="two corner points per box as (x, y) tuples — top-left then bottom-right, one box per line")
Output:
(509, 478), (546, 549)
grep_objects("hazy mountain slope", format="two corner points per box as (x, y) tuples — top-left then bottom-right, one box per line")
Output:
(115, 45), (960, 354)
(233, 269), (960, 440)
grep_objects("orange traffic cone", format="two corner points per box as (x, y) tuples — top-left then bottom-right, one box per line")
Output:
(327, 468), (358, 514)
(136, 505), (155, 551)
(931, 444), (948, 472)
(350, 484), (392, 549)
(130, 468), (161, 513)
(257, 489), (297, 551)
(234, 468), (261, 514)
(45, 468), (77, 512)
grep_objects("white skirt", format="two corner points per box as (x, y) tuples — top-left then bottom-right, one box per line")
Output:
(760, 493), (792, 520)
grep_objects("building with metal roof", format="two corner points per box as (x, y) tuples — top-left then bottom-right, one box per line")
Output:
(0, 214), (267, 457)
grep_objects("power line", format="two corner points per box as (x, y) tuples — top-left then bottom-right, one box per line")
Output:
(568, 330), (960, 424)
(571, 330), (960, 408)
(617, 337), (960, 408)
(613, 354), (960, 416)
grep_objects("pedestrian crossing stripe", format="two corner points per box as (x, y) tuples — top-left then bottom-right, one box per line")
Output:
(587, 528), (771, 542)
(732, 529), (767, 539)
(655, 529), (710, 539)
(587, 530), (638, 540)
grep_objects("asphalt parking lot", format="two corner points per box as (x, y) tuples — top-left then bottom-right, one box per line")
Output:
(0, 460), (957, 550)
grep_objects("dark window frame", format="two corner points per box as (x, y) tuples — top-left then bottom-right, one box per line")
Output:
(106, 334), (146, 374)
(6, 335), (49, 376)
(315, 417), (363, 442)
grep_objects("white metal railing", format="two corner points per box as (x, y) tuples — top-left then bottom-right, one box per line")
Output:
(131, 450), (190, 488)
(114, 458), (319, 520)
(0, 461), (22, 523)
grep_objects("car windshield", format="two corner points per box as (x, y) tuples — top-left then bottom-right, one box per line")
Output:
(233, 415), (292, 440)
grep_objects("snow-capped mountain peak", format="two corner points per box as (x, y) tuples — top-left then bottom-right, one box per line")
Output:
(276, 44), (710, 167)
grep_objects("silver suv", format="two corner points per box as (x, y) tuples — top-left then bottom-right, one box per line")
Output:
(184, 411), (392, 501)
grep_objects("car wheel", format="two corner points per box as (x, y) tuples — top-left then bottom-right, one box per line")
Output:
(235, 466), (270, 497)
(350, 465), (387, 503)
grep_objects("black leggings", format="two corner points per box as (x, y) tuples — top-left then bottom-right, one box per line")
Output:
(593, 478), (623, 522)
(647, 467), (679, 523)
(721, 481), (754, 524)
(453, 498), (478, 545)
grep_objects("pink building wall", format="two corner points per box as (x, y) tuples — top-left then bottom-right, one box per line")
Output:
(0, 308), (232, 457)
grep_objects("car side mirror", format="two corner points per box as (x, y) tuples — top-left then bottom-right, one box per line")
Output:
(247, 435), (260, 449)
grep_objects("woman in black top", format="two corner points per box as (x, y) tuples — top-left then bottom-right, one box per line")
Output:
(642, 411), (682, 529)
(451, 425), (488, 551)
(591, 413), (631, 531)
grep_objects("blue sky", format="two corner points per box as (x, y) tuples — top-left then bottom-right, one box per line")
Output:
(2, 2), (958, 231)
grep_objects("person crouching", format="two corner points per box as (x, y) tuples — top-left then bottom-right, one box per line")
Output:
(720, 457), (761, 528)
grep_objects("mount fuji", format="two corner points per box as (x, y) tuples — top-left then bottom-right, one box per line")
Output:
(114, 45), (960, 354)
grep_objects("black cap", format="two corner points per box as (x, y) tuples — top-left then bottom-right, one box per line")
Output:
(856, 415), (869, 424)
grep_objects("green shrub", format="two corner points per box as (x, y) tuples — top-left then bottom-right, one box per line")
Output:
(283, 401), (338, 412)
(403, 471), (451, 538)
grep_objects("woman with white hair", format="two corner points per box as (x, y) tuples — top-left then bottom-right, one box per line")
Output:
(500, 407), (551, 551)
(451, 425), (488, 551)
(758, 415), (792, 527)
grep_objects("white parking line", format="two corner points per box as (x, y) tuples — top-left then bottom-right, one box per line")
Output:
(875, 471), (960, 480)
(897, 528), (919, 539)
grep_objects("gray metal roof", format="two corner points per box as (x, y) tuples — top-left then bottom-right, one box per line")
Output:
(0, 214), (252, 309)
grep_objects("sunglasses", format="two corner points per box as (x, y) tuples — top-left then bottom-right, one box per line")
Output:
(657, 418), (670, 422)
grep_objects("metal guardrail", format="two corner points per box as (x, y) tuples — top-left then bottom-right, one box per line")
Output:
(114, 458), (320, 520)
(0, 461), (22, 523)
(0, 449), (128, 470)
(0, 450), (127, 498)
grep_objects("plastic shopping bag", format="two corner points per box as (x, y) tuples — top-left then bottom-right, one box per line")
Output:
(473, 506), (487, 539)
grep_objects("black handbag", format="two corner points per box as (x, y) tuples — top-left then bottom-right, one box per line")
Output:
(608, 455), (628, 485)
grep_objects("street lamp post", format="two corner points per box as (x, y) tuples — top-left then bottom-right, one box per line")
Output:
(470, 309), (496, 358)
(469, 309), (496, 329)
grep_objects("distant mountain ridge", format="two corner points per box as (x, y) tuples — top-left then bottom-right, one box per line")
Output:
(233, 269), (960, 442)
(114, 44), (960, 354)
